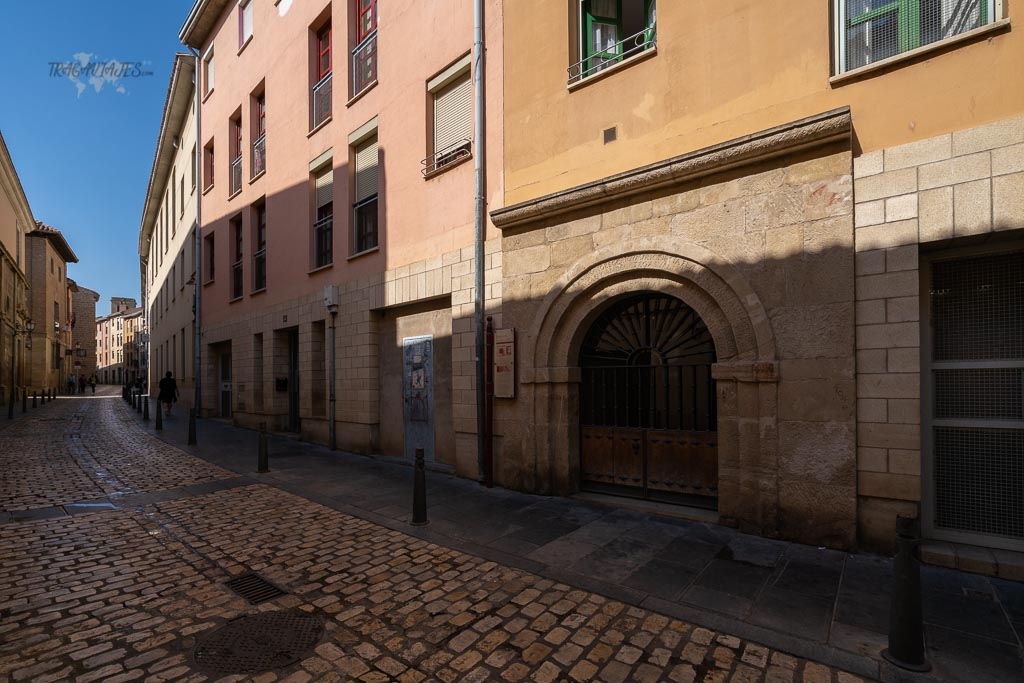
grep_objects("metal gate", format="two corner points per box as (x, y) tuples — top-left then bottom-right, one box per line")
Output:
(579, 293), (718, 508)
(924, 250), (1024, 551)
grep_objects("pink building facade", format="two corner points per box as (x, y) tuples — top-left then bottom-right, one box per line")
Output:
(180, 0), (503, 475)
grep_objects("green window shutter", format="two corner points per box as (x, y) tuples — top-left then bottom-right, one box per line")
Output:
(644, 0), (657, 45)
(583, 0), (622, 74)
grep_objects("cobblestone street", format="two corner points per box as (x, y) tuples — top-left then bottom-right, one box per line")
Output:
(0, 392), (872, 682)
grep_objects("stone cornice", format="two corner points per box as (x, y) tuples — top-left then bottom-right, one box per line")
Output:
(491, 107), (852, 230)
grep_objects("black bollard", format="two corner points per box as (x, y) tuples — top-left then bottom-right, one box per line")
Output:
(143, 396), (149, 421)
(882, 516), (930, 672)
(411, 447), (428, 526)
(155, 401), (163, 431)
(187, 409), (197, 445)
(32, 392), (37, 408)
(136, 392), (142, 414)
(257, 422), (269, 473)
(22, 389), (27, 413)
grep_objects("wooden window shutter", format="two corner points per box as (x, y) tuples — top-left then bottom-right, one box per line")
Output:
(354, 137), (379, 202)
(315, 168), (334, 209)
(433, 73), (472, 154)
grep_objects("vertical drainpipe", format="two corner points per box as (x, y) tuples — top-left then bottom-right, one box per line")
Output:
(189, 48), (203, 416)
(473, 0), (487, 481)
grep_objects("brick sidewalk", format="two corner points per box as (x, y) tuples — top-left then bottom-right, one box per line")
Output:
(0, 393), (873, 682)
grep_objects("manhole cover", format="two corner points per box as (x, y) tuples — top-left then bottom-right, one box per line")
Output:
(192, 611), (325, 675)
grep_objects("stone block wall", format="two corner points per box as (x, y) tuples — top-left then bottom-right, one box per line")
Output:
(853, 114), (1024, 549)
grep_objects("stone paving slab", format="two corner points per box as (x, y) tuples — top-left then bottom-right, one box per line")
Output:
(141, 401), (1024, 682)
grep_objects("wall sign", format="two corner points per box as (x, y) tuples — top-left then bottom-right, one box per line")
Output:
(494, 328), (515, 399)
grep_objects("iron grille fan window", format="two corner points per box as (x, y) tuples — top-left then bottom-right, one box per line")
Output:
(313, 25), (333, 128)
(353, 0), (378, 96)
(570, 0), (656, 84)
(353, 136), (378, 254)
(314, 168), (334, 268)
(253, 205), (266, 291)
(836, 0), (997, 73)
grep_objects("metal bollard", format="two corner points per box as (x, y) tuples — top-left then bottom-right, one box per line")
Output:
(187, 409), (197, 445)
(32, 392), (37, 409)
(136, 392), (142, 414)
(882, 516), (930, 672)
(257, 422), (269, 473)
(411, 447), (428, 526)
(143, 396), (149, 421)
(155, 401), (163, 431)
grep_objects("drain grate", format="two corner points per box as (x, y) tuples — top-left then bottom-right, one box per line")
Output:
(192, 611), (325, 675)
(224, 572), (286, 604)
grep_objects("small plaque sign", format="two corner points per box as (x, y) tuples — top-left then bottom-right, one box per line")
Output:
(494, 328), (515, 399)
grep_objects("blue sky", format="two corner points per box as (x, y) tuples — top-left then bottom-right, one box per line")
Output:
(0, 1), (193, 314)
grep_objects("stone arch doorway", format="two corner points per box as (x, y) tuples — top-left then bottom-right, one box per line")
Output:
(579, 292), (719, 509)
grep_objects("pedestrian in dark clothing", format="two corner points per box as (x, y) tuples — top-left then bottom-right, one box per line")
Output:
(78, 376), (86, 394)
(89, 375), (97, 394)
(158, 372), (179, 416)
(67, 374), (76, 395)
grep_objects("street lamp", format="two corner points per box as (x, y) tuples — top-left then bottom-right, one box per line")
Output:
(8, 319), (34, 420)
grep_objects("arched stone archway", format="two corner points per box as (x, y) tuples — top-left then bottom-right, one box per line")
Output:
(518, 236), (782, 536)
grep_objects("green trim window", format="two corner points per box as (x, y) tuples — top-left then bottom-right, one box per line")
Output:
(572, 0), (656, 83)
(838, 0), (997, 73)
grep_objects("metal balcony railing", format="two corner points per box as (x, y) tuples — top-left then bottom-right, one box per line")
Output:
(352, 30), (378, 97)
(230, 156), (242, 195)
(314, 214), (333, 268)
(421, 138), (472, 177)
(567, 25), (657, 85)
(312, 72), (332, 128)
(252, 134), (266, 177)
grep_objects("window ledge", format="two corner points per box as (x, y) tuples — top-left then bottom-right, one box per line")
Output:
(346, 81), (378, 107)
(568, 47), (657, 92)
(202, 88), (214, 104)
(237, 35), (253, 56)
(347, 246), (379, 261)
(308, 116), (332, 138)
(424, 153), (473, 180)
(228, 296), (243, 304)
(202, 184), (215, 196)
(308, 263), (334, 275)
(203, 278), (215, 287)
(831, 18), (1010, 86)
(249, 169), (266, 184)
(251, 287), (266, 296)
(227, 188), (242, 201)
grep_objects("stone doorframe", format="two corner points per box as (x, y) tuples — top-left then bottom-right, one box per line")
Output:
(519, 236), (783, 536)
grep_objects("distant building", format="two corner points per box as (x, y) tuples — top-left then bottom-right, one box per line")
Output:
(69, 279), (100, 379)
(25, 222), (78, 394)
(95, 297), (138, 385)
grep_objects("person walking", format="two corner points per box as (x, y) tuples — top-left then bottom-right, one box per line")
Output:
(158, 371), (179, 417)
(78, 375), (86, 394)
(89, 375), (97, 394)
(67, 373), (76, 395)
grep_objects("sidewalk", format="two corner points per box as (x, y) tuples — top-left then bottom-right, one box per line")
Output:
(138, 403), (1024, 683)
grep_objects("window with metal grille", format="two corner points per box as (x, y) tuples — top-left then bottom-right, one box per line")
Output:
(253, 203), (266, 291)
(252, 94), (266, 178)
(314, 167), (334, 268)
(353, 0), (377, 97)
(353, 136), (378, 254)
(927, 250), (1024, 549)
(570, 0), (657, 85)
(313, 24), (332, 128)
(835, 0), (998, 73)
(230, 117), (243, 195)
(231, 217), (243, 299)
(423, 63), (472, 176)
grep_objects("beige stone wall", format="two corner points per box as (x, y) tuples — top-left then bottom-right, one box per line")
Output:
(71, 286), (100, 379)
(200, 239), (501, 478)
(497, 144), (858, 548)
(853, 114), (1024, 549)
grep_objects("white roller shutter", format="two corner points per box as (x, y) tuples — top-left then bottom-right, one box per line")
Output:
(315, 168), (333, 209)
(433, 73), (472, 154)
(354, 137), (378, 202)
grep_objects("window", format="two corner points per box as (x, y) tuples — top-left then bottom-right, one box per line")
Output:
(171, 170), (177, 232)
(313, 24), (333, 128)
(180, 175), (185, 216)
(313, 167), (334, 268)
(231, 217), (243, 299)
(204, 233), (216, 281)
(203, 48), (215, 94)
(171, 264), (176, 302)
(570, 0), (656, 84)
(836, 0), (997, 73)
(424, 60), (472, 176)
(253, 94), (266, 177)
(191, 144), (197, 189)
(353, 135), (378, 254)
(239, 0), (254, 47)
(15, 220), (21, 267)
(253, 203), (267, 291)
(204, 140), (215, 190)
(230, 116), (243, 195)
(353, 0), (378, 96)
